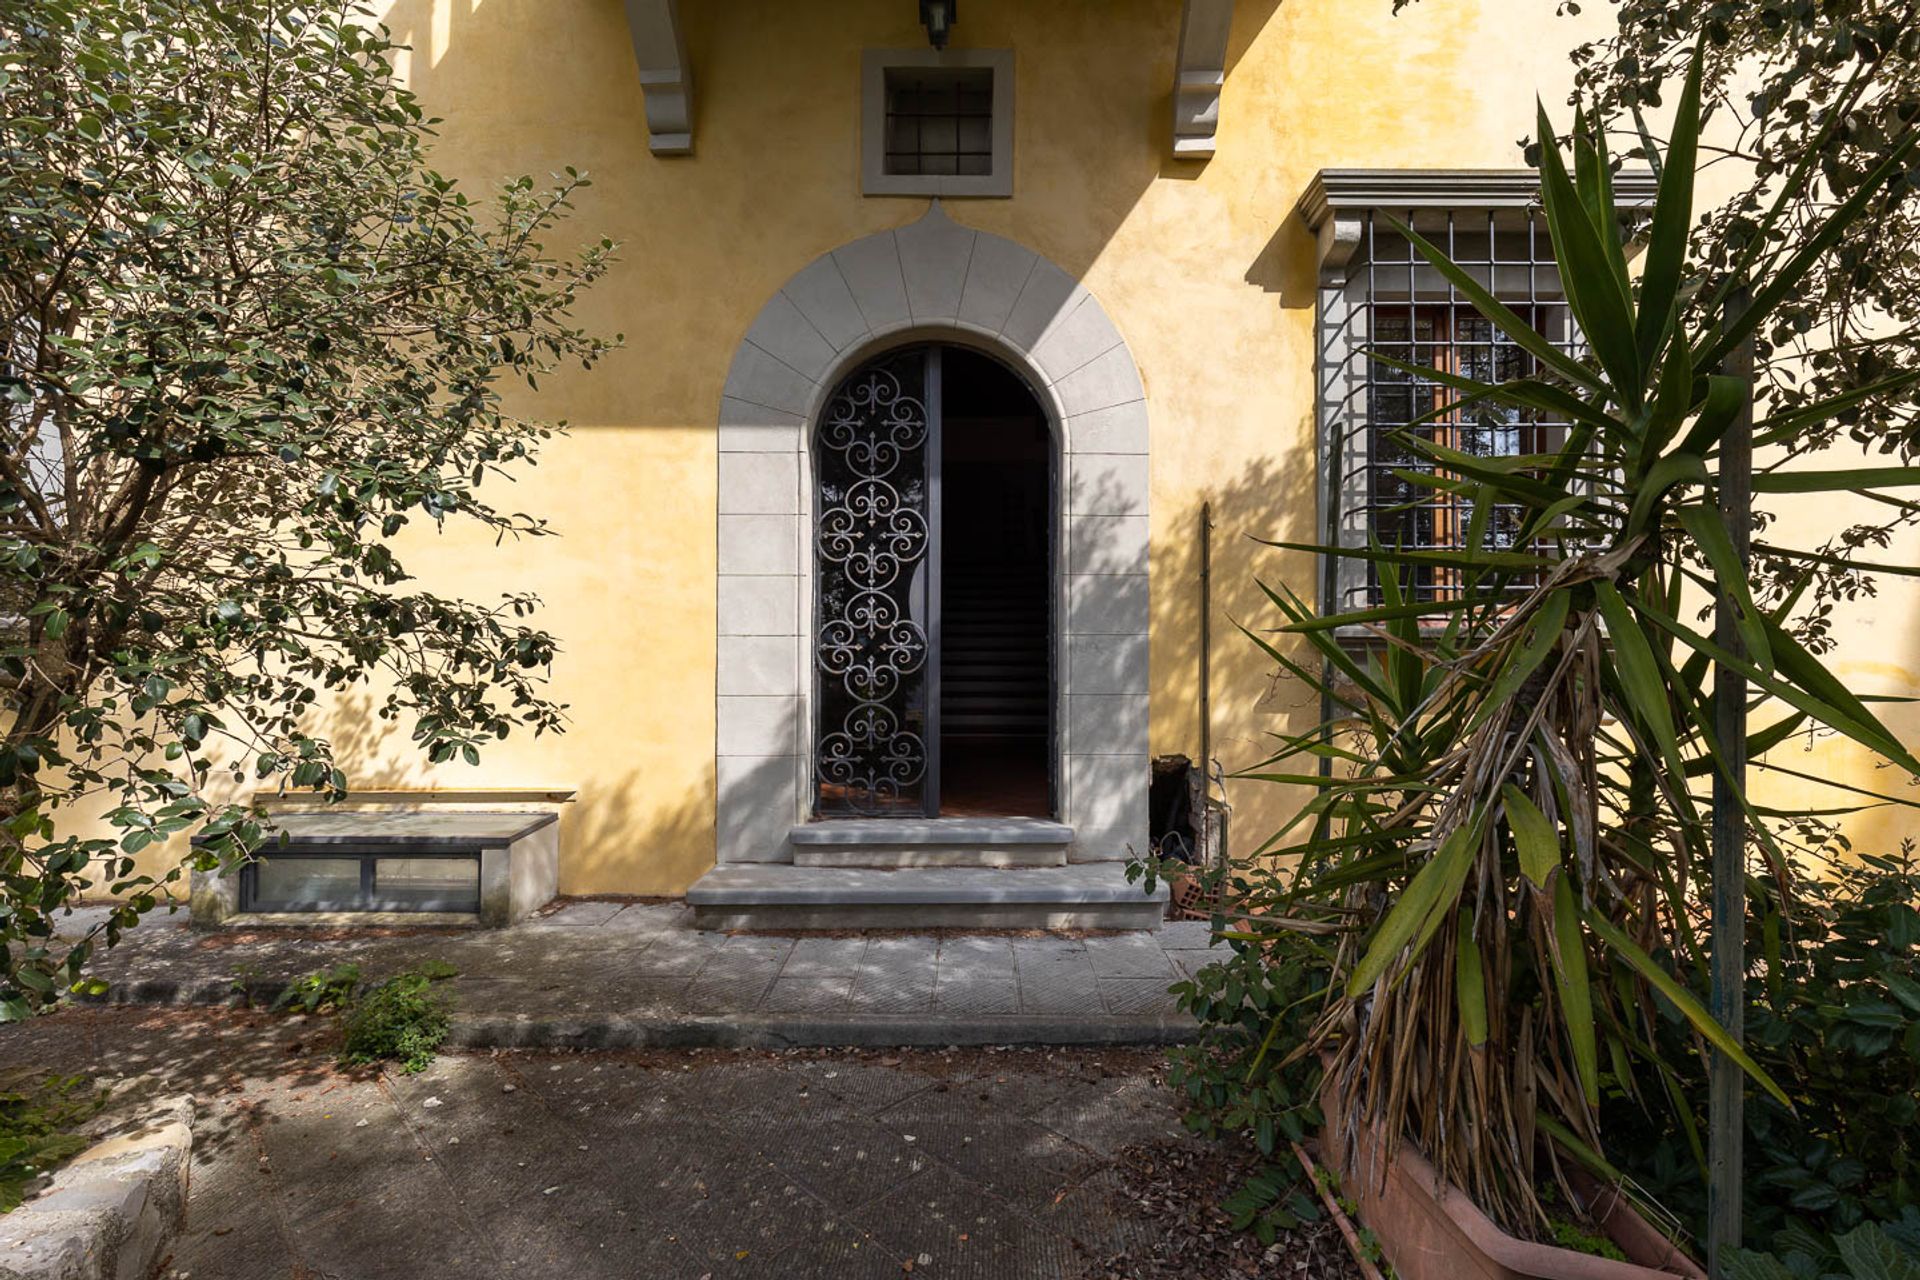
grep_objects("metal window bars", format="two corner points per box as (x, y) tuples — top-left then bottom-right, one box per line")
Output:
(1319, 207), (1576, 610)
(883, 68), (995, 178)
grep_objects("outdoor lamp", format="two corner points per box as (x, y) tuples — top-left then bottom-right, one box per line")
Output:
(919, 0), (954, 49)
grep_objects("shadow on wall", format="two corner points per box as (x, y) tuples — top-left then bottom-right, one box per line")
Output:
(295, 694), (717, 897)
(1147, 455), (1325, 863)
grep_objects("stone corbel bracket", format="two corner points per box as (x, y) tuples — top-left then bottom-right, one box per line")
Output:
(1172, 0), (1234, 158)
(624, 0), (693, 155)
(1294, 168), (1660, 283)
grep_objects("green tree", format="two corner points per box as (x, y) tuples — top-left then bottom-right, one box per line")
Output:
(0, 0), (616, 1016)
(1218, 52), (1920, 1237)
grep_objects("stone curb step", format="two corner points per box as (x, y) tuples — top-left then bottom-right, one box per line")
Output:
(0, 1093), (193, 1280)
(687, 862), (1168, 929)
(446, 1011), (1199, 1051)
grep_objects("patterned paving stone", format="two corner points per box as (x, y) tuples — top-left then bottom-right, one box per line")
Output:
(1014, 950), (1104, 1015)
(780, 936), (870, 978)
(683, 950), (785, 1013)
(756, 1115), (934, 1212)
(1031, 1075), (1191, 1156)
(804, 1060), (941, 1115)
(896, 1116), (1102, 1209)
(854, 1161), (1080, 1280)
(1098, 976), (1181, 1016)
(933, 974), (1020, 1014)
(1169, 949), (1219, 980)
(763, 976), (855, 1013)
(1083, 936), (1178, 979)
(528, 900), (627, 927)
(671, 1156), (890, 1276)
(625, 932), (733, 975)
(937, 935), (1016, 978)
(1155, 919), (1218, 950)
(848, 937), (938, 1012)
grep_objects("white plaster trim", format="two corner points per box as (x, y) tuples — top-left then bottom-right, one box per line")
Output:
(622, 0), (693, 155)
(1172, 0), (1234, 158)
(716, 204), (1150, 864)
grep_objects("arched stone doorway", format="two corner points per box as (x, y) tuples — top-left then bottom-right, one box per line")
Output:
(812, 343), (1055, 820)
(714, 204), (1149, 867)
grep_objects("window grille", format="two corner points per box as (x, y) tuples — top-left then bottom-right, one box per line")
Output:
(884, 68), (994, 177)
(1319, 208), (1573, 609)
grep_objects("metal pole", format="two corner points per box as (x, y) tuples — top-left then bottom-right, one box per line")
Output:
(1198, 500), (1214, 864)
(1707, 287), (1753, 1276)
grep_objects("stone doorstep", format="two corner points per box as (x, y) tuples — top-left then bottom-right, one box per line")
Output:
(0, 1095), (193, 1280)
(684, 863), (1169, 931)
(788, 818), (1075, 846)
(789, 819), (1075, 869)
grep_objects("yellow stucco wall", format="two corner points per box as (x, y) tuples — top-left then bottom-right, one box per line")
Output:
(119, 0), (1920, 897)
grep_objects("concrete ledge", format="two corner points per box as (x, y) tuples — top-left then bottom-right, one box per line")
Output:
(449, 1011), (1196, 1051)
(0, 1095), (193, 1280)
(213, 911), (481, 930)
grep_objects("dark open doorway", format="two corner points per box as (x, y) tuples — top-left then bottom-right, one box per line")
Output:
(938, 347), (1054, 818)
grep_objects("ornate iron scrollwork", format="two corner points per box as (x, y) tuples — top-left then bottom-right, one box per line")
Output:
(814, 354), (932, 815)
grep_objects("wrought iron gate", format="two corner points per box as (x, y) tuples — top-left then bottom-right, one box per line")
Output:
(812, 348), (942, 816)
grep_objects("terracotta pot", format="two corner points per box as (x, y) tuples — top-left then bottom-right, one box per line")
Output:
(1317, 1078), (1705, 1280)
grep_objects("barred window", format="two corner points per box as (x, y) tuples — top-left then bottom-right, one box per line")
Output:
(884, 68), (994, 177)
(1320, 209), (1573, 610)
(861, 50), (1013, 198)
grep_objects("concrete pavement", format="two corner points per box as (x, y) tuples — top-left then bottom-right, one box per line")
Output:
(65, 900), (1228, 1048)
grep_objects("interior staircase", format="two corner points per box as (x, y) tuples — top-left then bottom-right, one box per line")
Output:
(939, 559), (1049, 743)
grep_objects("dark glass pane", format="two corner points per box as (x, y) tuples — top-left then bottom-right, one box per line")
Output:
(882, 68), (994, 178)
(254, 857), (360, 909)
(375, 858), (480, 911)
(814, 350), (933, 816)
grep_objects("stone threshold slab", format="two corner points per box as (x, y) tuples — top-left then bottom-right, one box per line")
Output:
(789, 818), (1074, 846)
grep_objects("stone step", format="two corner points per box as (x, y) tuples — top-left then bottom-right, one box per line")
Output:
(790, 817), (1070, 868)
(686, 863), (1166, 931)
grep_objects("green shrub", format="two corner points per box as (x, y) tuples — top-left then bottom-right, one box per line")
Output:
(1603, 850), (1920, 1254)
(272, 964), (362, 1015)
(1724, 1213), (1920, 1280)
(0, 1073), (103, 1210)
(1151, 878), (1335, 1243)
(270, 963), (456, 1074)
(339, 973), (451, 1074)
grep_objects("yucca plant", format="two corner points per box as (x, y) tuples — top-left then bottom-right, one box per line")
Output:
(1238, 51), (1920, 1237)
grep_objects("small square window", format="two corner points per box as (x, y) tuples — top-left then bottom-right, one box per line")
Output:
(883, 68), (992, 177)
(863, 49), (1012, 197)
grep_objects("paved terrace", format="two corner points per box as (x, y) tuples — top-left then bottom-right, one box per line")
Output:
(67, 900), (1228, 1047)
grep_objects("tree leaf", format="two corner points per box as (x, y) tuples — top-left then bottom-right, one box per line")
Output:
(1552, 875), (1600, 1106)
(1676, 503), (1771, 674)
(1455, 912), (1488, 1048)
(1503, 784), (1560, 888)
(1345, 825), (1477, 998)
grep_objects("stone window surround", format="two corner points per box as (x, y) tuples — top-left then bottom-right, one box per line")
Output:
(1294, 169), (1657, 623)
(861, 48), (1015, 199)
(716, 203), (1150, 865)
